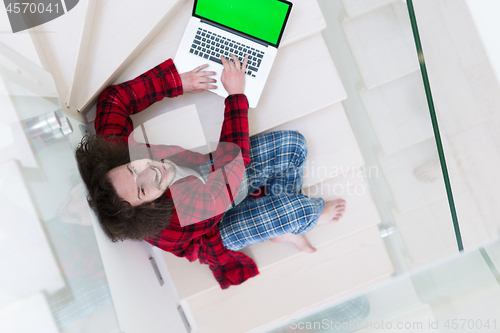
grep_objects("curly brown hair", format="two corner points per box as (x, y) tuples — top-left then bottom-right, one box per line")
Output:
(75, 135), (173, 242)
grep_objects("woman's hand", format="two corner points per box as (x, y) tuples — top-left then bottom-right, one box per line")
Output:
(180, 64), (217, 94)
(221, 54), (248, 95)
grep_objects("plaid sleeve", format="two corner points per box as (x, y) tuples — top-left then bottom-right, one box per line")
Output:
(146, 212), (259, 289)
(198, 225), (259, 289)
(219, 94), (250, 166)
(168, 93), (251, 226)
(95, 59), (183, 144)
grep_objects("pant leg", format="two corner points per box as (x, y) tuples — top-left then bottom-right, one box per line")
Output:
(219, 130), (325, 251)
(245, 130), (309, 195)
(219, 194), (325, 251)
(196, 130), (309, 210)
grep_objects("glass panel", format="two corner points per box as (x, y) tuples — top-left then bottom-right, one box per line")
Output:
(269, 239), (500, 333)
(313, 0), (458, 275)
(408, 0), (500, 248)
(0, 43), (120, 332)
(263, 0), (500, 330)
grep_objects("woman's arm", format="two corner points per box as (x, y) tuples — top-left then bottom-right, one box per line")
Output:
(216, 54), (251, 167)
(168, 54), (251, 226)
(95, 59), (182, 141)
(95, 60), (216, 143)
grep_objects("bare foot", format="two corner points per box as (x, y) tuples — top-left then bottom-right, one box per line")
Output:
(316, 199), (346, 225)
(270, 234), (316, 253)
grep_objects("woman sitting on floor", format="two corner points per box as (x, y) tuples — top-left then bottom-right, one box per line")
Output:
(75, 54), (346, 289)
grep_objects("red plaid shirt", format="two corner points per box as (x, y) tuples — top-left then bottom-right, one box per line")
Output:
(95, 59), (259, 289)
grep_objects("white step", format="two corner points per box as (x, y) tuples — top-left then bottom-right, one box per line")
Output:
(84, 0), (327, 122)
(28, 0), (92, 121)
(339, 0), (397, 18)
(161, 166), (381, 300)
(411, 1), (500, 244)
(91, 34), (346, 140)
(115, 0), (327, 79)
(447, 123), (500, 241)
(278, 0), (327, 47)
(0, 9), (41, 68)
(356, 304), (438, 333)
(161, 251), (214, 300)
(0, 43), (58, 100)
(377, 137), (467, 214)
(249, 34), (346, 134)
(303, 169), (382, 247)
(411, 250), (500, 325)
(71, 0), (183, 113)
(267, 103), (364, 188)
(393, 190), (490, 270)
(184, 225), (393, 333)
(31, 0), (178, 120)
(359, 71), (434, 155)
(270, 275), (425, 332)
(361, 277), (425, 326)
(341, 1), (419, 89)
(411, 0), (491, 137)
(241, 167), (381, 269)
(66, 0), (98, 115)
(130, 104), (207, 151)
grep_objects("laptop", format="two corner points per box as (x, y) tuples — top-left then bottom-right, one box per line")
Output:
(173, 0), (293, 108)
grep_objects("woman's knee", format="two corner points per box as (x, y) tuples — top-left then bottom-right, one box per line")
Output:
(284, 131), (307, 157)
(274, 131), (307, 168)
(251, 130), (307, 156)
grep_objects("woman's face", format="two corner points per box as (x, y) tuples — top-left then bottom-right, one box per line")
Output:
(107, 159), (176, 206)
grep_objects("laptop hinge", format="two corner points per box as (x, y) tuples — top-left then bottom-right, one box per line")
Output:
(200, 19), (270, 47)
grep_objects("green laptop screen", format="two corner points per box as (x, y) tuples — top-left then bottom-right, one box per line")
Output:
(194, 0), (290, 46)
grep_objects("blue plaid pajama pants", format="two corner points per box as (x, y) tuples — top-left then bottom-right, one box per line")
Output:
(217, 131), (325, 251)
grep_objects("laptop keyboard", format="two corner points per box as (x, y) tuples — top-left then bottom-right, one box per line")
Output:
(189, 28), (264, 77)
